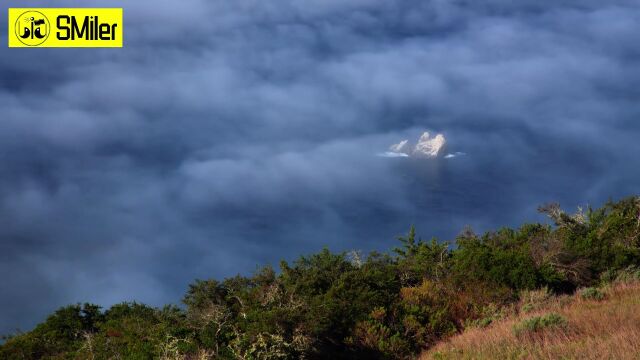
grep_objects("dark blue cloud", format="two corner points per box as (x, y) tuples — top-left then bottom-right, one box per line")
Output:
(0, 0), (639, 333)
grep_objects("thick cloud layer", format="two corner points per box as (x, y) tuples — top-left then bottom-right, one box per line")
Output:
(1, 0), (640, 333)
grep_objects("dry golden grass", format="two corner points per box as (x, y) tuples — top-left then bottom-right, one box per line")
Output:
(421, 281), (640, 360)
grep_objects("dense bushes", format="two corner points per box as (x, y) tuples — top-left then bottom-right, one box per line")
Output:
(1, 196), (639, 359)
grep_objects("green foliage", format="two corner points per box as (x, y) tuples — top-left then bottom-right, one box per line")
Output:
(519, 287), (552, 313)
(603, 265), (640, 284)
(579, 287), (605, 301)
(476, 317), (493, 328)
(452, 225), (552, 292)
(463, 303), (508, 329)
(395, 225), (450, 286)
(2, 196), (639, 360)
(513, 313), (568, 337)
(350, 311), (411, 359)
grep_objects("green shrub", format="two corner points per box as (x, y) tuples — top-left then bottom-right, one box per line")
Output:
(464, 303), (508, 329)
(579, 287), (605, 301)
(513, 313), (567, 337)
(600, 269), (618, 284)
(600, 266), (640, 285)
(615, 266), (640, 283)
(520, 287), (552, 313)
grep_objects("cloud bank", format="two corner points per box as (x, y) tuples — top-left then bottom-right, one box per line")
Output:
(1, 0), (640, 333)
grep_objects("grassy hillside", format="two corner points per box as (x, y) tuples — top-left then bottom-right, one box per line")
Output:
(423, 276), (640, 359)
(1, 196), (639, 359)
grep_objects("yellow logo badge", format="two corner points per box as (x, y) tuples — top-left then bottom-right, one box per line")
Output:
(8, 8), (123, 48)
(14, 10), (50, 46)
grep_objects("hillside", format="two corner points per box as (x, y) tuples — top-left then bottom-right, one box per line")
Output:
(1, 196), (639, 359)
(423, 276), (640, 359)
